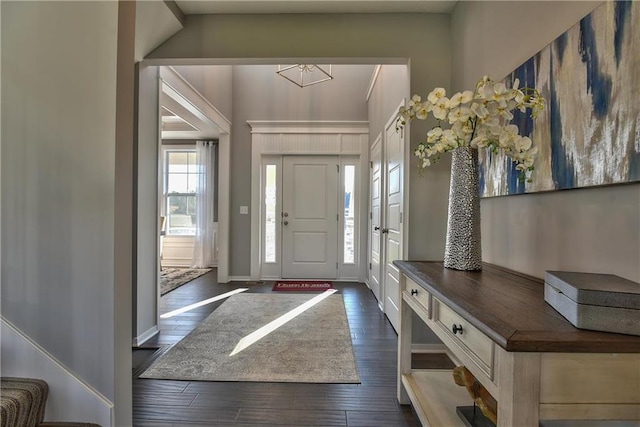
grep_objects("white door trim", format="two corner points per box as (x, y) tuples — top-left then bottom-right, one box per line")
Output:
(249, 120), (369, 281)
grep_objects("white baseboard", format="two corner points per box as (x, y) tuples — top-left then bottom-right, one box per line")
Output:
(229, 276), (251, 282)
(411, 343), (449, 354)
(133, 325), (159, 347)
(1, 317), (113, 427)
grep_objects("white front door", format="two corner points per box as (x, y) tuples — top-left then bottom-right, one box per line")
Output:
(383, 115), (404, 332)
(282, 156), (339, 279)
(369, 135), (383, 305)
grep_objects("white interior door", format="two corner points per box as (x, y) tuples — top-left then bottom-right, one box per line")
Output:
(369, 135), (383, 305)
(282, 156), (339, 279)
(383, 116), (404, 332)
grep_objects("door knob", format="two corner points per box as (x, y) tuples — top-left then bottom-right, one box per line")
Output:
(374, 226), (380, 231)
(452, 324), (463, 335)
(283, 212), (289, 217)
(283, 220), (289, 226)
(381, 228), (389, 234)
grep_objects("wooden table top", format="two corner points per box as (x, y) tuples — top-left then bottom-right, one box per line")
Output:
(395, 261), (640, 353)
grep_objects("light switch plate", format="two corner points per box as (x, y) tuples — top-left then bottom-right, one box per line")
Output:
(240, 206), (249, 214)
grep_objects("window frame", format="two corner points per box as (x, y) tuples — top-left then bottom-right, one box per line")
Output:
(162, 145), (198, 237)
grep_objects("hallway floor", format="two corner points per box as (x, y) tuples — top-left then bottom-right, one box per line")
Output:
(133, 271), (451, 426)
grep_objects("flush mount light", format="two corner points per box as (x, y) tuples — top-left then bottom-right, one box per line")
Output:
(276, 64), (333, 88)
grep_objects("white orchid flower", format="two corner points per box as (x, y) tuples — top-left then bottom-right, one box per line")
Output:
(400, 76), (543, 178)
(433, 97), (450, 120)
(451, 122), (472, 142)
(449, 92), (463, 108)
(408, 95), (422, 107)
(428, 127), (443, 136)
(497, 107), (514, 121)
(515, 136), (533, 152)
(415, 102), (432, 120)
(503, 124), (519, 136)
(427, 87), (446, 104)
(448, 106), (472, 124)
(470, 102), (489, 119)
(460, 91), (474, 104)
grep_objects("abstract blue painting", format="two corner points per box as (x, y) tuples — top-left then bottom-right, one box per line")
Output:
(479, 1), (640, 197)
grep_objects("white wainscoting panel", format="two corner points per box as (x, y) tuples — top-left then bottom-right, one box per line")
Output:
(161, 235), (195, 267)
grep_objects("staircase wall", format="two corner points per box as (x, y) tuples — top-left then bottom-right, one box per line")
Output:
(1, 318), (113, 427)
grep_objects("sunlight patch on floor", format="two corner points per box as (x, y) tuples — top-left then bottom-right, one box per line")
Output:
(160, 288), (249, 319)
(230, 289), (337, 356)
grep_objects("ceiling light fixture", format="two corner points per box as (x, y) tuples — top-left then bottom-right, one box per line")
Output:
(276, 64), (333, 88)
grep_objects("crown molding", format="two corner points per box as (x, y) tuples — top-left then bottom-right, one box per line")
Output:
(247, 120), (369, 134)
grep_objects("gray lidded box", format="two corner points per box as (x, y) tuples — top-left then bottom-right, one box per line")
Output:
(544, 271), (640, 336)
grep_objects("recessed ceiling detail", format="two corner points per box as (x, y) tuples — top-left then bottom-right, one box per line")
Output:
(160, 67), (230, 140)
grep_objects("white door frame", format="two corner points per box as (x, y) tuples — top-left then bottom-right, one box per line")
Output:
(248, 120), (369, 281)
(158, 67), (232, 283)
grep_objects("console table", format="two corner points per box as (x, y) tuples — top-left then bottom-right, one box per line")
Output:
(394, 261), (640, 427)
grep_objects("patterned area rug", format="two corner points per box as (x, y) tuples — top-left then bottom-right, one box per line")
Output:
(139, 293), (360, 383)
(160, 268), (211, 296)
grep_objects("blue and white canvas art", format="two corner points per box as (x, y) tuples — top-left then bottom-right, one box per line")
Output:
(479, 1), (640, 197)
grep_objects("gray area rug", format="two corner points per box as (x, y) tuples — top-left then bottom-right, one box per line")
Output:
(140, 293), (360, 383)
(160, 268), (211, 295)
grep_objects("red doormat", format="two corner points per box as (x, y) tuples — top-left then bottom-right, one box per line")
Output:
(272, 281), (334, 291)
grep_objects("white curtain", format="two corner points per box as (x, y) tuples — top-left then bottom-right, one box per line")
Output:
(192, 141), (216, 268)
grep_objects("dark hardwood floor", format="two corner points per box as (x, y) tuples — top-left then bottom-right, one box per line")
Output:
(133, 270), (452, 426)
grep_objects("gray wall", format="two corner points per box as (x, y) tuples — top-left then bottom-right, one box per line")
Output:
(367, 65), (410, 146)
(1, 0), (119, 399)
(229, 64), (373, 275)
(148, 13), (452, 276)
(451, 1), (640, 283)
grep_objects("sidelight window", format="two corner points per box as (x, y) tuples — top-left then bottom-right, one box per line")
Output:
(264, 164), (277, 263)
(343, 164), (356, 264)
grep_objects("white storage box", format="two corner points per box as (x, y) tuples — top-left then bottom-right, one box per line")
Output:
(544, 271), (640, 336)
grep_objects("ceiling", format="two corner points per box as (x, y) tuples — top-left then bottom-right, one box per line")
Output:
(174, 0), (458, 15)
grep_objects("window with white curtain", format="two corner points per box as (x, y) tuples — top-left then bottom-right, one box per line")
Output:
(163, 149), (198, 236)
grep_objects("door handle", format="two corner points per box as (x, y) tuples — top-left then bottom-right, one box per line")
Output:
(282, 212), (289, 217)
(374, 226), (380, 231)
(283, 220), (289, 226)
(381, 228), (389, 234)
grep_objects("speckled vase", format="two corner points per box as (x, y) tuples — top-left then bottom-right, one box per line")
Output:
(444, 146), (482, 271)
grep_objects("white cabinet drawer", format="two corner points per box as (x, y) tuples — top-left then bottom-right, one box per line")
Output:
(433, 298), (494, 378)
(404, 277), (431, 317)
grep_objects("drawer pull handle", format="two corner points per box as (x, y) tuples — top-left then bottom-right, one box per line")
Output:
(452, 324), (463, 335)
(411, 289), (418, 296)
